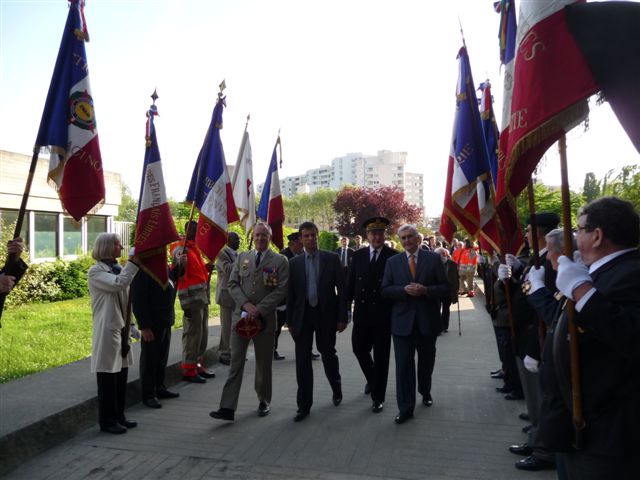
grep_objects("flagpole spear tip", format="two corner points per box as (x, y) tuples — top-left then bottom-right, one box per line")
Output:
(219, 79), (226, 93)
(245, 114), (250, 131)
(457, 15), (467, 48)
(151, 88), (159, 104)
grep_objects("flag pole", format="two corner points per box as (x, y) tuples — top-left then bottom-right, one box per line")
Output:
(558, 134), (585, 449)
(526, 180), (547, 350)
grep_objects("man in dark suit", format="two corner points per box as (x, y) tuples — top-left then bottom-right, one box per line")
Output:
(335, 236), (354, 273)
(347, 217), (397, 413)
(131, 265), (180, 408)
(287, 221), (348, 422)
(382, 224), (449, 424)
(539, 197), (640, 479)
(274, 232), (303, 360)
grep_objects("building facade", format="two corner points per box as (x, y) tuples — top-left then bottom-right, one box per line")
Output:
(0, 150), (123, 262)
(261, 150), (424, 211)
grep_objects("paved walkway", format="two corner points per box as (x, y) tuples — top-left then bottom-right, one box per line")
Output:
(3, 291), (555, 480)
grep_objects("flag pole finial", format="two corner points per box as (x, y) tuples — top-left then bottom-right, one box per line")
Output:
(245, 114), (250, 131)
(457, 15), (467, 48)
(219, 79), (226, 94)
(151, 88), (159, 105)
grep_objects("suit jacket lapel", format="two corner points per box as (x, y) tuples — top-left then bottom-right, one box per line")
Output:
(416, 249), (428, 280)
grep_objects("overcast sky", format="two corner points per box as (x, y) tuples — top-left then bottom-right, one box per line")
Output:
(1, 0), (638, 216)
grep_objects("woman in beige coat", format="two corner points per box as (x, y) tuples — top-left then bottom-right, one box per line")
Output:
(89, 233), (139, 434)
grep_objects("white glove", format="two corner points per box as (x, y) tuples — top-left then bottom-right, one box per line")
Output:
(505, 253), (522, 270)
(526, 266), (545, 294)
(130, 324), (141, 341)
(573, 250), (585, 266)
(524, 355), (540, 373)
(556, 255), (591, 300)
(498, 264), (512, 281)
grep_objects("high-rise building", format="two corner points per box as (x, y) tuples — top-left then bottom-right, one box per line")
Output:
(262, 150), (424, 211)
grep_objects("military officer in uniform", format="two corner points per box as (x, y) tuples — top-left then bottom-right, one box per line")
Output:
(347, 217), (398, 413)
(209, 222), (289, 421)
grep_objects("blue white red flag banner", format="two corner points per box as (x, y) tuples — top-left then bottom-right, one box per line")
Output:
(257, 136), (285, 250)
(479, 81), (499, 189)
(186, 93), (239, 262)
(495, 0), (597, 205)
(440, 47), (494, 243)
(231, 129), (256, 236)
(34, 0), (105, 221)
(133, 100), (180, 287)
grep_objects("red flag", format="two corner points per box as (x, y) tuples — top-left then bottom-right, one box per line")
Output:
(496, 0), (598, 204)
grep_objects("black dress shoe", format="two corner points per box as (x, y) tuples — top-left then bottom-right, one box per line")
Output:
(394, 412), (413, 424)
(183, 374), (206, 384)
(332, 392), (343, 406)
(364, 383), (371, 395)
(311, 352), (320, 360)
(505, 391), (524, 400)
(143, 397), (162, 409)
(490, 368), (502, 375)
(491, 371), (505, 379)
(219, 356), (231, 365)
(515, 455), (556, 471)
(518, 412), (530, 421)
(199, 370), (216, 379)
(293, 410), (309, 422)
(509, 443), (533, 456)
(209, 408), (235, 421)
(522, 424), (533, 434)
(372, 402), (384, 413)
(118, 419), (137, 429)
(156, 389), (180, 399)
(258, 401), (271, 417)
(100, 424), (127, 434)
(422, 394), (433, 407)
(495, 386), (511, 394)
(273, 351), (285, 360)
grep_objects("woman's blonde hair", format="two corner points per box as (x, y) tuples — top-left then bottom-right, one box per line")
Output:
(91, 233), (121, 261)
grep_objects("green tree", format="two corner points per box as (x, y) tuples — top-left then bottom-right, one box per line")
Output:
(515, 182), (583, 228)
(582, 172), (600, 203)
(116, 184), (137, 222)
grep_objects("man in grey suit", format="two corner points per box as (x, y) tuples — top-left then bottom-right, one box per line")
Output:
(382, 224), (449, 424)
(215, 232), (240, 365)
(209, 223), (289, 421)
(287, 221), (348, 422)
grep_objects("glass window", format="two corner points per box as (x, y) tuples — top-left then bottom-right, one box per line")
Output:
(63, 217), (82, 256)
(34, 213), (58, 258)
(87, 216), (107, 251)
(0, 209), (29, 246)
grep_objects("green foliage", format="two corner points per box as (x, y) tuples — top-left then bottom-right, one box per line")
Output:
(116, 183), (138, 222)
(319, 231), (338, 251)
(284, 189), (337, 230)
(582, 172), (600, 204)
(515, 182), (582, 228)
(4, 256), (93, 308)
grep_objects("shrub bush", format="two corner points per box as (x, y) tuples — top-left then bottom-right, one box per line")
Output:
(5, 256), (92, 308)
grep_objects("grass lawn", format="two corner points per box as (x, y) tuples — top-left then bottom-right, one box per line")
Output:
(1, 290), (220, 383)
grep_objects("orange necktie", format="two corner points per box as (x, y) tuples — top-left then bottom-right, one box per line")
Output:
(409, 253), (416, 280)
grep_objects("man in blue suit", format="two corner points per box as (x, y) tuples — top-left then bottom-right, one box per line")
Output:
(382, 224), (450, 424)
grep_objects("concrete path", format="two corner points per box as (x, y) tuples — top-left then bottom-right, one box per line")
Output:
(3, 292), (555, 479)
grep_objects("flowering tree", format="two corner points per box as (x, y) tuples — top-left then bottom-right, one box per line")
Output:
(333, 185), (423, 236)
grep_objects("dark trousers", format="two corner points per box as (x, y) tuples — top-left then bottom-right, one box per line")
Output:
(562, 452), (634, 480)
(494, 326), (522, 394)
(96, 368), (128, 428)
(139, 326), (171, 400)
(275, 309), (286, 351)
(392, 323), (437, 415)
(294, 303), (341, 413)
(352, 320), (391, 403)
(440, 300), (451, 331)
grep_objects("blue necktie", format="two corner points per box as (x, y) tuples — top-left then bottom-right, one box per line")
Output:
(307, 254), (318, 307)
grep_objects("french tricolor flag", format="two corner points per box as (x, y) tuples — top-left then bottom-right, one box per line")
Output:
(186, 92), (239, 262)
(257, 136), (285, 250)
(133, 98), (180, 287)
(34, 0), (105, 221)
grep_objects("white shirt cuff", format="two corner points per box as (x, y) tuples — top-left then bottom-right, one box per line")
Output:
(575, 287), (597, 312)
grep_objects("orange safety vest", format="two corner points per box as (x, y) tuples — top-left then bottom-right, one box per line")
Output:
(170, 239), (209, 291)
(452, 248), (463, 264)
(459, 247), (478, 266)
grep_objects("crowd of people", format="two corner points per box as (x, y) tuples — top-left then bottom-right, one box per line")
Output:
(4, 195), (636, 480)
